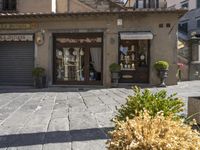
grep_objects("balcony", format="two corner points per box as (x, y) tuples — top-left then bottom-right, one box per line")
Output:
(125, 0), (167, 9)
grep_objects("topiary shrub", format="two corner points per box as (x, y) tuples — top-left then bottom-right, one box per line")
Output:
(32, 67), (46, 88)
(107, 111), (200, 150)
(32, 67), (45, 78)
(109, 63), (121, 73)
(114, 87), (184, 121)
(154, 61), (169, 71)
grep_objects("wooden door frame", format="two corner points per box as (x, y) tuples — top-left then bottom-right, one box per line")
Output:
(118, 32), (150, 83)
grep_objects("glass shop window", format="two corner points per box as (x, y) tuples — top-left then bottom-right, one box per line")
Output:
(54, 34), (102, 83)
(119, 40), (149, 71)
(89, 47), (102, 81)
(56, 47), (86, 81)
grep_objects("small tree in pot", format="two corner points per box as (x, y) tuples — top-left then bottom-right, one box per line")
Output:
(109, 63), (121, 87)
(32, 67), (46, 88)
(154, 61), (169, 87)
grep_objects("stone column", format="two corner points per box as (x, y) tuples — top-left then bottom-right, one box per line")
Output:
(191, 43), (200, 62)
(190, 39), (200, 80)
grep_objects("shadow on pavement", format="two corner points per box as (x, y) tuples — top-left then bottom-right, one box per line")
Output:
(0, 127), (113, 148)
(0, 84), (155, 94)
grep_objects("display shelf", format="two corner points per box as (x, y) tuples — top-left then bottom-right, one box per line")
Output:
(121, 68), (136, 71)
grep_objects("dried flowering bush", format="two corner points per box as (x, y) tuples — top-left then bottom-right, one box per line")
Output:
(115, 87), (184, 121)
(107, 111), (200, 150)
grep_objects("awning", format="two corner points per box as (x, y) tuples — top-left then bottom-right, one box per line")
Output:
(120, 32), (154, 40)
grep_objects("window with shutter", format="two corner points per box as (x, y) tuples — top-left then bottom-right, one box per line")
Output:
(0, 0), (3, 10)
(197, 19), (200, 28)
(197, 0), (200, 8)
(179, 22), (188, 34)
(0, 0), (16, 11)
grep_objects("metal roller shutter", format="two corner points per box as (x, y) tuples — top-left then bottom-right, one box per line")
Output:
(0, 42), (34, 85)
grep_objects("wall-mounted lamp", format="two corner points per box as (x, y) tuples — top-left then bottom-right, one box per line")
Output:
(35, 29), (45, 46)
(117, 18), (123, 26)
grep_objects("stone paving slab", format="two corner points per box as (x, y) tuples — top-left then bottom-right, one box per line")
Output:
(0, 81), (199, 150)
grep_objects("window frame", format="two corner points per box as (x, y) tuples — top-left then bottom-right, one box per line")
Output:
(0, 0), (16, 12)
(181, 0), (189, 9)
(135, 0), (160, 9)
(179, 22), (188, 34)
(197, 0), (200, 8)
(197, 19), (200, 28)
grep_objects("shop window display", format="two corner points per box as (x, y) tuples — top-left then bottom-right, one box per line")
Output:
(56, 47), (85, 81)
(119, 40), (149, 83)
(89, 47), (102, 81)
(54, 33), (103, 84)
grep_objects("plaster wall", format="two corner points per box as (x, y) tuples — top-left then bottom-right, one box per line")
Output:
(17, 0), (52, 13)
(167, 0), (197, 10)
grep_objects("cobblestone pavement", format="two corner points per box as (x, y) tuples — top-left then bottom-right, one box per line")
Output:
(0, 81), (199, 150)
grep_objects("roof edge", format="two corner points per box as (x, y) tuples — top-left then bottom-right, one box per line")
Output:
(0, 8), (188, 18)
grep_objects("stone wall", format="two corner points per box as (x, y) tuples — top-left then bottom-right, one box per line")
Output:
(16, 0), (123, 13)
(17, 0), (52, 13)
(0, 12), (180, 86)
(188, 97), (200, 124)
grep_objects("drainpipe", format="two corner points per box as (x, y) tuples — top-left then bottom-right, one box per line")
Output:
(52, 0), (56, 13)
(67, 0), (70, 12)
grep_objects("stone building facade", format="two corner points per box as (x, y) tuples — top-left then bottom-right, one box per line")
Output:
(166, 0), (200, 80)
(0, 0), (185, 87)
(167, 0), (199, 10)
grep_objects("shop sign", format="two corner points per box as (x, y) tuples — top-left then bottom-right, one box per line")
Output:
(56, 37), (102, 44)
(0, 23), (37, 30)
(0, 35), (33, 42)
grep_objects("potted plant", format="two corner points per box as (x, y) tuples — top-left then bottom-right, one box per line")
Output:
(154, 61), (169, 87)
(32, 67), (46, 88)
(177, 63), (184, 81)
(109, 63), (121, 87)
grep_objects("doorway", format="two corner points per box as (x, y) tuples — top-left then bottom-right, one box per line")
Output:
(119, 39), (150, 83)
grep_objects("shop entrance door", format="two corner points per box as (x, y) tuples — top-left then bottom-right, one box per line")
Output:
(53, 33), (103, 85)
(119, 40), (150, 83)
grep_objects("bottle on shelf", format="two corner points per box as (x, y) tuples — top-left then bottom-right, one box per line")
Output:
(132, 63), (135, 70)
(120, 54), (124, 60)
(120, 63), (123, 70)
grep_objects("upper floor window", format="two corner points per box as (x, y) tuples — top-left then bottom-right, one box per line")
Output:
(149, 0), (159, 8)
(136, 0), (144, 8)
(181, 0), (189, 9)
(197, 19), (200, 28)
(179, 22), (188, 34)
(139, 0), (144, 8)
(0, 0), (16, 12)
(135, 0), (159, 8)
(197, 0), (200, 8)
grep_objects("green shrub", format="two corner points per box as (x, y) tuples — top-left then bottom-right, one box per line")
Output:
(32, 67), (45, 78)
(109, 63), (121, 73)
(154, 61), (169, 71)
(107, 111), (200, 150)
(115, 87), (184, 121)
